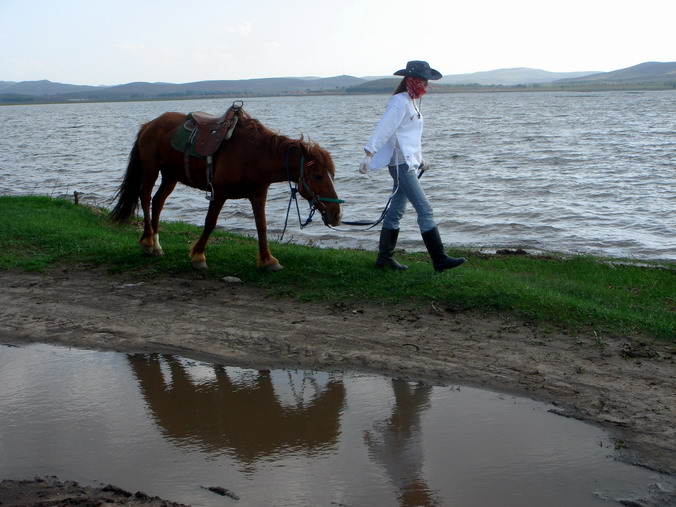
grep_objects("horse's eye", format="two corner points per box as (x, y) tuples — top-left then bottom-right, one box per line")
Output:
(313, 174), (323, 181)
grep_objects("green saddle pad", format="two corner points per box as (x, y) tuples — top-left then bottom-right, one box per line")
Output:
(170, 114), (205, 159)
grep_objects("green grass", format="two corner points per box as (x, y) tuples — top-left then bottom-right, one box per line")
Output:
(2, 195), (674, 341)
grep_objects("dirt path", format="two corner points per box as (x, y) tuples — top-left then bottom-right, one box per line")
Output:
(1, 266), (674, 484)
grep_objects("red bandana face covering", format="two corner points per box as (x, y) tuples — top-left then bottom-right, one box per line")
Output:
(406, 77), (428, 99)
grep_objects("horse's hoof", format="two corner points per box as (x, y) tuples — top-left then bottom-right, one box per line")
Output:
(141, 245), (154, 256)
(266, 262), (284, 272)
(192, 260), (208, 270)
(152, 248), (164, 257)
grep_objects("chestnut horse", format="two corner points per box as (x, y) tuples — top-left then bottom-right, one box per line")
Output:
(109, 110), (342, 271)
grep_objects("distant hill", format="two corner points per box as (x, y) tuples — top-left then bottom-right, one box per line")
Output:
(438, 68), (598, 86)
(2, 62), (674, 104)
(0, 81), (17, 92)
(345, 78), (401, 94)
(556, 61), (676, 83)
(0, 75), (366, 101)
(0, 79), (103, 95)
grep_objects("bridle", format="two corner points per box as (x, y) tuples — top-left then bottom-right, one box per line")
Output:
(281, 149), (344, 240)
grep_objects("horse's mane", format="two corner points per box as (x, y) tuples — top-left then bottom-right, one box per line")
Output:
(236, 115), (335, 176)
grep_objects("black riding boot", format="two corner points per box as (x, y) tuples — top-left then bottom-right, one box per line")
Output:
(375, 228), (408, 270)
(422, 227), (465, 272)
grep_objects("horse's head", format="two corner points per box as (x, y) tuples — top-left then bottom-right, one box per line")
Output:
(296, 144), (343, 226)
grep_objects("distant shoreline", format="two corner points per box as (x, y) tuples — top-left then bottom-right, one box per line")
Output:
(2, 84), (675, 106)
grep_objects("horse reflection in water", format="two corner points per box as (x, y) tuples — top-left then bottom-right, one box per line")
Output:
(128, 354), (346, 471)
(364, 379), (439, 507)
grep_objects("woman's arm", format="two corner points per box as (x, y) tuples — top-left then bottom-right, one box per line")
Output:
(364, 95), (408, 156)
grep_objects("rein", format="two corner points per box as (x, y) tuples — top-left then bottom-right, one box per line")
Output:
(280, 149), (344, 240)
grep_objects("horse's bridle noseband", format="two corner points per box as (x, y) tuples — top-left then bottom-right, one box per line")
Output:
(297, 159), (344, 209)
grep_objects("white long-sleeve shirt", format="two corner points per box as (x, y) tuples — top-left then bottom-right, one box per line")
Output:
(364, 91), (423, 171)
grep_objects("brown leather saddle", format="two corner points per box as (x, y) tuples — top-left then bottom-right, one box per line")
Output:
(181, 101), (244, 200)
(184, 100), (244, 157)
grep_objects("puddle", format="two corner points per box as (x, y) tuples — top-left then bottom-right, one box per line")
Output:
(0, 343), (672, 506)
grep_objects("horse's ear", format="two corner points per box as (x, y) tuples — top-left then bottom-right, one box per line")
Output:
(299, 134), (304, 142)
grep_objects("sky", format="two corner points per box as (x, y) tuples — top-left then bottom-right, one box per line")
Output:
(1, 0), (674, 86)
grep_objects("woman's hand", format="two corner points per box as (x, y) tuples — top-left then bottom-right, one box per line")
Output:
(358, 154), (372, 174)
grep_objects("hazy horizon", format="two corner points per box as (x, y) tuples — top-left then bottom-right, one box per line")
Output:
(2, 0), (674, 86)
(1, 65), (609, 87)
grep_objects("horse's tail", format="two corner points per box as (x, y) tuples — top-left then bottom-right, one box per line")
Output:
(109, 129), (145, 224)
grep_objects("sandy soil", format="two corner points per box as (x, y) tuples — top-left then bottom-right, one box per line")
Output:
(0, 266), (674, 504)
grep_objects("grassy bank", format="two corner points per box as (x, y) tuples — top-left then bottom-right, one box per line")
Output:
(1, 195), (674, 341)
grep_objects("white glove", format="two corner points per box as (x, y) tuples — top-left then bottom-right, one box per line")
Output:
(358, 154), (372, 174)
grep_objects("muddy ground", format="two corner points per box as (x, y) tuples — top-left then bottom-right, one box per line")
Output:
(0, 266), (674, 504)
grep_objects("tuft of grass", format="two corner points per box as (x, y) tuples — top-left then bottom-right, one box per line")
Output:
(1, 195), (674, 341)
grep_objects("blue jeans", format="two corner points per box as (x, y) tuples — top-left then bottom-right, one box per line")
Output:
(382, 164), (436, 233)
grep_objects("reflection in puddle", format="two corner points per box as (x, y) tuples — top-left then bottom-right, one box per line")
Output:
(130, 354), (346, 469)
(0, 344), (672, 506)
(364, 379), (438, 506)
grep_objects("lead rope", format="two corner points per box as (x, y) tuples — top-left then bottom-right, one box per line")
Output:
(331, 189), (395, 230)
(328, 149), (412, 231)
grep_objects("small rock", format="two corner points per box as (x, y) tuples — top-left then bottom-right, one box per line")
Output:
(221, 276), (242, 283)
(204, 485), (240, 500)
(115, 282), (144, 289)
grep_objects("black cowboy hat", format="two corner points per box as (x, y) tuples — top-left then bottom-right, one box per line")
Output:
(394, 60), (443, 80)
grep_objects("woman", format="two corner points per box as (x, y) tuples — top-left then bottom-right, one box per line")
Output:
(359, 60), (465, 272)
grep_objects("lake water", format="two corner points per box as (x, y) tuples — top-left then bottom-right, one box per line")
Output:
(0, 91), (674, 261)
(1, 343), (672, 506)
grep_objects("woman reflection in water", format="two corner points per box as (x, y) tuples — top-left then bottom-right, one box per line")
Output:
(364, 379), (439, 506)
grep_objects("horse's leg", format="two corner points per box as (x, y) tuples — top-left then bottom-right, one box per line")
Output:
(138, 159), (161, 255)
(148, 178), (178, 256)
(139, 179), (155, 256)
(250, 193), (283, 271)
(190, 196), (227, 270)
